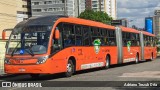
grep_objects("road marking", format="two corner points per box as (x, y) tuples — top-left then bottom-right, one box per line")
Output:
(119, 71), (160, 78)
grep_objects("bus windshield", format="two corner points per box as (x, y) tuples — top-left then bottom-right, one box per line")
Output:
(6, 25), (52, 56)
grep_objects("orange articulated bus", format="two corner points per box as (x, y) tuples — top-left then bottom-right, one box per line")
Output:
(2, 15), (157, 78)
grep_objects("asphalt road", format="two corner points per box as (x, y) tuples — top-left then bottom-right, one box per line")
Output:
(1, 57), (160, 90)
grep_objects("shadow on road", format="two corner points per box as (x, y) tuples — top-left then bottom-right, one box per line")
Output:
(0, 59), (158, 81)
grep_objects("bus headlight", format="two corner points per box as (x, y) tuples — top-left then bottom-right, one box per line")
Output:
(36, 56), (48, 64)
(4, 58), (10, 64)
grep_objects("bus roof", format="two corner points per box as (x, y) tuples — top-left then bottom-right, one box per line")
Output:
(142, 31), (155, 37)
(15, 15), (68, 28)
(120, 26), (140, 34)
(55, 17), (115, 30)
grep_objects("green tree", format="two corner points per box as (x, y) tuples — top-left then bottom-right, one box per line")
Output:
(78, 9), (113, 25)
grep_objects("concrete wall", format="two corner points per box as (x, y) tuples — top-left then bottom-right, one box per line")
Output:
(0, 41), (6, 74)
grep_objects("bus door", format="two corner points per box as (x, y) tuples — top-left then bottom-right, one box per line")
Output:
(122, 32), (132, 63)
(90, 27), (104, 64)
(144, 36), (152, 59)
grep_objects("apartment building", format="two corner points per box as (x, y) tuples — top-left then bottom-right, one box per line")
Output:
(31, 0), (85, 17)
(153, 16), (160, 39)
(85, 0), (117, 19)
(0, 0), (31, 39)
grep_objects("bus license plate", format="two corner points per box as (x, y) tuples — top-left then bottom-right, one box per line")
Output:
(19, 68), (25, 72)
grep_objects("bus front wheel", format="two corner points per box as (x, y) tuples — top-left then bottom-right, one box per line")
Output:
(135, 54), (139, 64)
(65, 60), (74, 77)
(104, 56), (110, 69)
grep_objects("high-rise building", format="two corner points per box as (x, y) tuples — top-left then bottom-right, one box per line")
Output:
(85, 0), (117, 19)
(0, 0), (31, 39)
(152, 10), (160, 40)
(105, 0), (117, 19)
(31, 0), (85, 17)
(67, 0), (85, 17)
(85, 0), (92, 10)
(153, 16), (160, 39)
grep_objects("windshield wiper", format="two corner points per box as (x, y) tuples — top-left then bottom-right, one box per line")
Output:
(24, 48), (34, 56)
(11, 41), (21, 57)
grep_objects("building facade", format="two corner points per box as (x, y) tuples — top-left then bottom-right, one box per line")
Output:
(105, 0), (117, 19)
(152, 10), (160, 40)
(67, 0), (85, 17)
(85, 0), (117, 19)
(153, 15), (160, 39)
(0, 0), (31, 39)
(31, 0), (85, 17)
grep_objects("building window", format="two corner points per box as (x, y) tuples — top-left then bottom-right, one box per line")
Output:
(22, 5), (28, 8)
(32, 9), (42, 12)
(17, 11), (29, 14)
(44, 1), (52, 4)
(32, 2), (40, 5)
(23, 18), (28, 21)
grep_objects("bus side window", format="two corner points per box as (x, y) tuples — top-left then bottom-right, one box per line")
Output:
(108, 30), (116, 46)
(75, 25), (82, 46)
(83, 26), (90, 46)
(63, 23), (75, 47)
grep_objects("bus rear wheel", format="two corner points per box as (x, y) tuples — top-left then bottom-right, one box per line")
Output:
(65, 60), (74, 77)
(135, 54), (139, 64)
(150, 53), (154, 61)
(104, 56), (110, 69)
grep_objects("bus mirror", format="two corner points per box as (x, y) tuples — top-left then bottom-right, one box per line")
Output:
(2, 29), (13, 40)
(2, 31), (6, 40)
(55, 29), (60, 39)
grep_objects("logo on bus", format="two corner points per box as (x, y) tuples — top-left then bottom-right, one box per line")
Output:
(127, 41), (131, 52)
(93, 39), (101, 54)
(20, 49), (24, 55)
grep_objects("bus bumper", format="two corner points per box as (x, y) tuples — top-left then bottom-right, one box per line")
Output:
(4, 60), (65, 74)
(5, 65), (51, 74)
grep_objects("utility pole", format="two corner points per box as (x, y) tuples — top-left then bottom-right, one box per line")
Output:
(77, 0), (80, 17)
(99, 0), (101, 11)
(64, 0), (67, 16)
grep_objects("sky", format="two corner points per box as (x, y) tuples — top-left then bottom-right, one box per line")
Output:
(117, 0), (160, 28)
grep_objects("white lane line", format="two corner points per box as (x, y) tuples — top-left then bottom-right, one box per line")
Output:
(119, 71), (160, 78)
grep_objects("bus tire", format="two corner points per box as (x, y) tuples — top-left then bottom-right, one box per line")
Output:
(104, 56), (110, 69)
(135, 54), (139, 64)
(150, 53), (154, 61)
(30, 74), (39, 79)
(65, 60), (74, 77)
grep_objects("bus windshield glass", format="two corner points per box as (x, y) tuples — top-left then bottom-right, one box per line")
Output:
(6, 25), (52, 56)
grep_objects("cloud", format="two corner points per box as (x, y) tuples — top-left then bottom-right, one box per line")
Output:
(117, 0), (159, 28)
